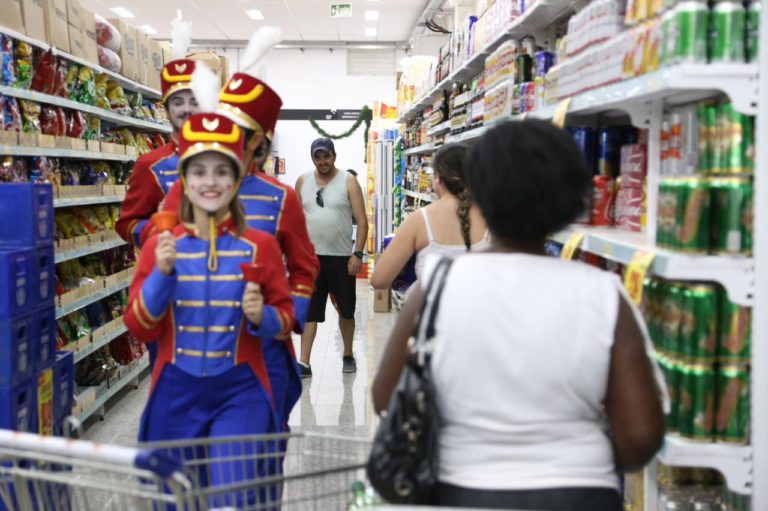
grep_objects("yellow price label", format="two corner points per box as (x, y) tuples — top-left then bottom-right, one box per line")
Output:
(552, 98), (572, 128)
(623, 251), (656, 304)
(560, 231), (585, 260)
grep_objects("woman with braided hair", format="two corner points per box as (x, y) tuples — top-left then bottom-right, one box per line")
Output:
(371, 143), (489, 290)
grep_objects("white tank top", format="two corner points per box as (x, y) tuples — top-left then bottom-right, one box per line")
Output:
(300, 170), (354, 256)
(414, 208), (490, 280)
(427, 254), (626, 491)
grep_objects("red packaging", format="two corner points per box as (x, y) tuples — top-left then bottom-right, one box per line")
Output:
(30, 49), (57, 95)
(40, 106), (59, 135)
(66, 111), (86, 138)
(616, 186), (644, 232)
(591, 175), (615, 226)
(619, 144), (647, 188)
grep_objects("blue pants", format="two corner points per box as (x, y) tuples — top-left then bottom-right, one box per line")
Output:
(262, 338), (302, 430)
(139, 363), (279, 508)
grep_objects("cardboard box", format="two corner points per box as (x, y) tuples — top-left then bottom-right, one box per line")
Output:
(44, 0), (70, 52)
(148, 38), (163, 90)
(373, 288), (392, 313)
(109, 18), (139, 80)
(70, 138), (86, 150)
(20, 0), (46, 42)
(67, 24), (86, 59)
(86, 139), (100, 152)
(80, 9), (99, 65)
(0, 0), (26, 34)
(0, 130), (18, 145)
(137, 31), (151, 85)
(37, 134), (55, 148)
(160, 41), (172, 65)
(65, 0), (81, 29)
(19, 132), (37, 146)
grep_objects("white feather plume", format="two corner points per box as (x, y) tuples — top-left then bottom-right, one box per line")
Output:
(241, 26), (282, 77)
(190, 62), (220, 113)
(170, 18), (192, 60)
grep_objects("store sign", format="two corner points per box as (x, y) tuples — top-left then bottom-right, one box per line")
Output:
(330, 3), (352, 17)
(624, 250), (656, 304)
(560, 232), (585, 261)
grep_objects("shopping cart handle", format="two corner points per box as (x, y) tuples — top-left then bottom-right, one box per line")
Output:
(134, 449), (185, 478)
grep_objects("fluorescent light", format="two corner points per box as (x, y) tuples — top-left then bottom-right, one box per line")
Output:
(364, 10), (380, 21)
(364, 27), (377, 37)
(139, 24), (158, 34)
(109, 7), (135, 18)
(246, 9), (264, 20)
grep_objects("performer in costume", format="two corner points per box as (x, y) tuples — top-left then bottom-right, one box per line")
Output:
(125, 64), (293, 507)
(163, 28), (317, 430)
(116, 18), (198, 249)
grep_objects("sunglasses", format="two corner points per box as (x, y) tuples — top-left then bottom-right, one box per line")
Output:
(316, 188), (324, 208)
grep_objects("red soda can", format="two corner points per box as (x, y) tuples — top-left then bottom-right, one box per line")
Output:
(591, 175), (616, 226)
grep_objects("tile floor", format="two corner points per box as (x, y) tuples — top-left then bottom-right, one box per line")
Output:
(81, 281), (398, 446)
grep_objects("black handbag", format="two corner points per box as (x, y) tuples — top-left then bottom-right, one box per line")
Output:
(367, 257), (454, 504)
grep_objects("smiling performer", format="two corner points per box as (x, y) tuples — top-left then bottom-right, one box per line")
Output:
(125, 63), (294, 505)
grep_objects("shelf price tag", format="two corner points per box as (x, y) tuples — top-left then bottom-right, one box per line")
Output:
(560, 232), (585, 260)
(624, 251), (656, 304)
(552, 98), (573, 128)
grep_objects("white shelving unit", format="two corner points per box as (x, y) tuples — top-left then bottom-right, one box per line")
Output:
(403, 189), (436, 203)
(73, 323), (129, 364)
(55, 238), (128, 264)
(396, 2), (768, 509)
(403, 144), (436, 156)
(0, 145), (136, 162)
(54, 196), (125, 208)
(75, 354), (149, 423)
(56, 277), (132, 320)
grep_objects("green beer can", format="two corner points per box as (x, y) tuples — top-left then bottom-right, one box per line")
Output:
(657, 179), (677, 248)
(666, 357), (682, 432)
(710, 1), (747, 63)
(687, 362), (717, 440)
(680, 284), (719, 361)
(676, 177), (711, 252)
(677, 1), (710, 63)
(661, 9), (680, 67)
(719, 102), (755, 174)
(719, 297), (752, 362)
(747, 1), (761, 62)
(742, 188), (754, 254)
(662, 284), (685, 356)
(697, 102), (717, 174)
(643, 278), (660, 346)
(710, 177), (752, 254)
(716, 364), (750, 443)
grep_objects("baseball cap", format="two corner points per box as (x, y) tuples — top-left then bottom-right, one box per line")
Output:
(311, 137), (335, 156)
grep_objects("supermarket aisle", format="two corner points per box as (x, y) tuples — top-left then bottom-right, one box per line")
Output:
(81, 281), (397, 445)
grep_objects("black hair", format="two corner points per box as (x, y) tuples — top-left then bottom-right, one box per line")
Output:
(465, 120), (592, 243)
(433, 143), (472, 251)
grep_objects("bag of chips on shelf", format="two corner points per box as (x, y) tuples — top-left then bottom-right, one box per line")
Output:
(53, 57), (69, 98)
(65, 63), (79, 99)
(55, 212), (88, 239)
(31, 48), (58, 95)
(75, 67), (96, 105)
(87, 161), (111, 185)
(135, 133), (151, 154)
(30, 156), (58, 184)
(0, 34), (15, 86)
(2, 96), (22, 132)
(20, 100), (41, 133)
(107, 80), (130, 114)
(66, 110), (87, 138)
(94, 73), (110, 110)
(13, 42), (33, 89)
(72, 207), (103, 233)
(40, 106), (65, 136)
(97, 45), (122, 73)
(0, 157), (28, 182)
(93, 206), (115, 229)
(149, 100), (168, 123)
(84, 115), (101, 141)
(95, 15), (121, 52)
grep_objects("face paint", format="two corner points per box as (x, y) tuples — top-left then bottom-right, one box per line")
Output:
(183, 152), (238, 214)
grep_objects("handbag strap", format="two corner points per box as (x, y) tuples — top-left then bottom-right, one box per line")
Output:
(413, 257), (454, 365)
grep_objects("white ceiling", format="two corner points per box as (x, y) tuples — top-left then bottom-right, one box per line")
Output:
(80, 0), (430, 43)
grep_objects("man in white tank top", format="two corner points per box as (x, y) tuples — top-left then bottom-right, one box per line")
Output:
(295, 138), (369, 377)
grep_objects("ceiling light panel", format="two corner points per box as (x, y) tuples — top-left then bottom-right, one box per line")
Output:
(109, 7), (135, 18)
(246, 9), (264, 20)
(364, 10), (380, 21)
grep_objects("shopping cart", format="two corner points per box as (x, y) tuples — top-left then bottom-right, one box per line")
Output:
(0, 429), (373, 510)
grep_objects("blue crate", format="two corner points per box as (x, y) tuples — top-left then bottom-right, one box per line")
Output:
(0, 183), (54, 247)
(32, 245), (56, 306)
(0, 314), (35, 388)
(53, 352), (74, 420)
(0, 378), (36, 432)
(0, 248), (35, 319)
(33, 306), (56, 370)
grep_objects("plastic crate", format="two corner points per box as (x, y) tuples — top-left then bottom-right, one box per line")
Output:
(0, 248), (35, 319)
(0, 378), (36, 432)
(32, 245), (56, 306)
(0, 183), (54, 247)
(34, 306), (56, 370)
(52, 351), (74, 420)
(0, 314), (35, 388)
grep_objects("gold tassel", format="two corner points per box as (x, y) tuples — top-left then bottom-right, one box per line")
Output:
(208, 215), (218, 272)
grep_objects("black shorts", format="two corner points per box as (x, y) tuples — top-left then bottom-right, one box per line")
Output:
(307, 256), (357, 322)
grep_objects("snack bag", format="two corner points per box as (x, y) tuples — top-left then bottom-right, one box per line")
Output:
(2, 96), (22, 132)
(75, 67), (96, 105)
(94, 73), (110, 110)
(65, 63), (80, 99)
(97, 45), (122, 73)
(13, 42), (33, 89)
(95, 15), (121, 52)
(107, 80), (130, 113)
(0, 34), (15, 86)
(20, 99), (41, 133)
(31, 49), (57, 95)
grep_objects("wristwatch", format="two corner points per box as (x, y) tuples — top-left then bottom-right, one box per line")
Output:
(353, 251), (364, 259)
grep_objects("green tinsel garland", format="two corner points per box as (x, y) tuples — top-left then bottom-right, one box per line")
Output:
(308, 106), (373, 160)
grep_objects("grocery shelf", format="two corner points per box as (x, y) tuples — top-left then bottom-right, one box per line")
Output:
(403, 144), (436, 156)
(54, 195), (125, 208)
(403, 189), (436, 203)
(658, 435), (752, 494)
(446, 125), (488, 143)
(0, 145), (137, 162)
(397, 0), (576, 123)
(73, 322), (129, 363)
(0, 85), (171, 133)
(55, 238), (128, 264)
(75, 354), (149, 423)
(426, 121), (451, 136)
(56, 277), (132, 319)
(0, 24), (161, 100)
(550, 226), (754, 306)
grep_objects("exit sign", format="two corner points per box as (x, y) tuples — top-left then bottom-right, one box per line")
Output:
(330, 3), (352, 17)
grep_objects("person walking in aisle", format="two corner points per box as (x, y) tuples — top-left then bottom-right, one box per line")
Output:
(372, 120), (666, 510)
(125, 69), (294, 506)
(296, 138), (368, 376)
(162, 28), (318, 429)
(370, 143), (489, 290)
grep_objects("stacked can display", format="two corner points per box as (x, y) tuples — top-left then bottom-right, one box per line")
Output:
(657, 99), (754, 254)
(0, 183), (73, 437)
(644, 277), (751, 444)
